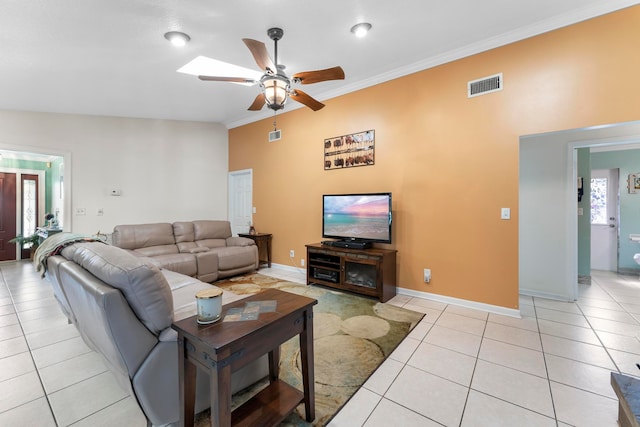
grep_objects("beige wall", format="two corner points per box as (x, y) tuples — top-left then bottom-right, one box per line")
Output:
(229, 6), (640, 309)
(0, 110), (229, 234)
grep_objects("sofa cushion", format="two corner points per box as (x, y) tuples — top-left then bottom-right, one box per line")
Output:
(163, 270), (245, 321)
(173, 222), (195, 243)
(195, 239), (227, 249)
(193, 220), (232, 240)
(61, 242), (173, 335)
(113, 223), (175, 250)
(145, 253), (197, 277)
(210, 246), (257, 271)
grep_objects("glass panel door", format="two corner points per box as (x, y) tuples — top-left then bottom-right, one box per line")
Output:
(344, 259), (377, 289)
(21, 174), (38, 258)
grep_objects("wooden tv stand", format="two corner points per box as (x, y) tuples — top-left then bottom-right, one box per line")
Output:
(306, 243), (397, 302)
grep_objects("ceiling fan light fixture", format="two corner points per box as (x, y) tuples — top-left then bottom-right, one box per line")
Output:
(350, 22), (372, 38)
(164, 31), (191, 47)
(262, 75), (289, 111)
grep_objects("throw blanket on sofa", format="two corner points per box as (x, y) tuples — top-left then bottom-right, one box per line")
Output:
(33, 232), (105, 277)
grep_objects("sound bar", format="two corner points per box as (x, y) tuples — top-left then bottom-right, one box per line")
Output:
(331, 240), (372, 250)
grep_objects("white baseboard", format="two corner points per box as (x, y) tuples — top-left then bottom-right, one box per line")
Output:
(519, 288), (576, 302)
(269, 264), (520, 318)
(268, 262), (306, 276)
(398, 287), (521, 318)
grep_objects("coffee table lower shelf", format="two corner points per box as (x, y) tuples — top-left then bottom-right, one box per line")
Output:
(232, 380), (304, 427)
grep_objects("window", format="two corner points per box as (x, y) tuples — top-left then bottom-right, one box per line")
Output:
(591, 177), (607, 224)
(21, 175), (38, 249)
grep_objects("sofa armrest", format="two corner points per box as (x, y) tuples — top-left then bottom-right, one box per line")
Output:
(226, 237), (255, 247)
(158, 328), (177, 342)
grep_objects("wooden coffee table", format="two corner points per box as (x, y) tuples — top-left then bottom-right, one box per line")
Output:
(172, 288), (317, 427)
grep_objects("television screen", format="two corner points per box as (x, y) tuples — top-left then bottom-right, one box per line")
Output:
(323, 193), (392, 243)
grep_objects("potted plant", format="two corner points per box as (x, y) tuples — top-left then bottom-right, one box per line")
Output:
(9, 234), (40, 258)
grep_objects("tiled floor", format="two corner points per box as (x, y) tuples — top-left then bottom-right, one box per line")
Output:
(0, 263), (638, 427)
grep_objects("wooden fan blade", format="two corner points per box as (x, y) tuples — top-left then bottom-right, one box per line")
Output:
(290, 90), (325, 111)
(242, 38), (276, 73)
(198, 76), (257, 84)
(248, 93), (265, 111)
(292, 66), (345, 84)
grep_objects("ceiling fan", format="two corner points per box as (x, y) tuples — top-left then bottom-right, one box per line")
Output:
(198, 27), (345, 112)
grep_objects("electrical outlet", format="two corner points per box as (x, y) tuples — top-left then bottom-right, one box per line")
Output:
(424, 268), (431, 283)
(301, 259), (305, 267)
(290, 250), (295, 258)
(75, 208), (86, 216)
(97, 208), (104, 216)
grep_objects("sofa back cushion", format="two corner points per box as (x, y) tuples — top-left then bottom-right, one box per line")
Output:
(112, 223), (176, 250)
(193, 220), (231, 248)
(61, 242), (173, 335)
(173, 222), (195, 243)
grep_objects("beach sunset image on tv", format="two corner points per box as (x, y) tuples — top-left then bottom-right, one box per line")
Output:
(323, 194), (391, 241)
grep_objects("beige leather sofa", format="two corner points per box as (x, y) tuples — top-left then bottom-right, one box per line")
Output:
(45, 241), (268, 426)
(112, 220), (258, 282)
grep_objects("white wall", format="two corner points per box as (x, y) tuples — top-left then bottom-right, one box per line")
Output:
(0, 109), (229, 235)
(519, 121), (640, 301)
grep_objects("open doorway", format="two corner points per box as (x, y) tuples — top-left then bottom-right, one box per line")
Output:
(0, 149), (66, 260)
(519, 121), (640, 302)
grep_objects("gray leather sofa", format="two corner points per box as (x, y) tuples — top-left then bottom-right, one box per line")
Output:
(45, 241), (268, 426)
(112, 220), (258, 283)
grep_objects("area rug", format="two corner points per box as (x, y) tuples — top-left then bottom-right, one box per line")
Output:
(195, 273), (424, 426)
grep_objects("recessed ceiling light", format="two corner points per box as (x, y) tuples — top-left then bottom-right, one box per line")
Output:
(164, 31), (191, 47)
(350, 23), (372, 38)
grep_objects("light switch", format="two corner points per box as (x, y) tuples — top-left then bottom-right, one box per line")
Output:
(501, 208), (510, 220)
(252, 207), (257, 214)
(578, 208), (584, 216)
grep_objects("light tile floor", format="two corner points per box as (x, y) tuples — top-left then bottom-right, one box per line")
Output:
(0, 262), (638, 426)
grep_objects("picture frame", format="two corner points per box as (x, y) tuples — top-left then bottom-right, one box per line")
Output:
(324, 130), (375, 170)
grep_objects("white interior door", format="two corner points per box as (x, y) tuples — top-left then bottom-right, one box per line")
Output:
(228, 169), (253, 236)
(590, 168), (619, 271)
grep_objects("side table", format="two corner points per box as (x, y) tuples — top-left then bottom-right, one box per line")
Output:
(172, 288), (316, 427)
(238, 233), (272, 268)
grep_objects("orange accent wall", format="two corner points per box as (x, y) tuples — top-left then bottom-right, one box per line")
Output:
(229, 6), (640, 309)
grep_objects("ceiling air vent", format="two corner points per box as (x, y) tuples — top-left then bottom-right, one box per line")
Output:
(468, 73), (503, 98)
(269, 129), (281, 142)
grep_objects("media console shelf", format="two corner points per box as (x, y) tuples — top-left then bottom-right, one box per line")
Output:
(306, 243), (397, 302)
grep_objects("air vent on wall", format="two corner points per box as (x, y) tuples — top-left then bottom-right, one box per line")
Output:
(468, 73), (503, 98)
(269, 129), (281, 142)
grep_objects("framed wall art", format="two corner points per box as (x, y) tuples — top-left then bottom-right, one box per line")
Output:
(324, 130), (374, 170)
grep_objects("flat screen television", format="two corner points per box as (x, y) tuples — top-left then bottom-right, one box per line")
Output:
(322, 193), (392, 243)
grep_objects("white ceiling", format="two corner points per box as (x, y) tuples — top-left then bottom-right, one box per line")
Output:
(0, 0), (637, 129)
